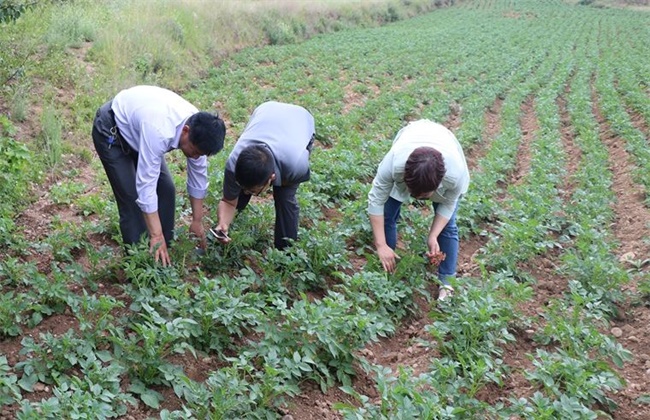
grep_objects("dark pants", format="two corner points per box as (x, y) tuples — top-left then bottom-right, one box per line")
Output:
(92, 101), (176, 246)
(237, 184), (300, 250)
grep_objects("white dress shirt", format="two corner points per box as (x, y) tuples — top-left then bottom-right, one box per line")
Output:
(111, 85), (208, 213)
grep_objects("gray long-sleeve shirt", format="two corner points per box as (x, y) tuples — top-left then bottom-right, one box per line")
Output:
(111, 85), (208, 214)
(368, 120), (470, 219)
(223, 101), (315, 200)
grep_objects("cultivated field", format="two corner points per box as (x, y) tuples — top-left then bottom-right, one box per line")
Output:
(1, 0), (649, 418)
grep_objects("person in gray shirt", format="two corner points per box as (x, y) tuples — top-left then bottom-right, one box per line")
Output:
(215, 101), (315, 250)
(92, 85), (226, 266)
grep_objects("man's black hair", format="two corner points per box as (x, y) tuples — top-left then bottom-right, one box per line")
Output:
(235, 144), (274, 188)
(187, 111), (226, 156)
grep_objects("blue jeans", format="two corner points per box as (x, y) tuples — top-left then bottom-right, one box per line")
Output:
(384, 197), (460, 286)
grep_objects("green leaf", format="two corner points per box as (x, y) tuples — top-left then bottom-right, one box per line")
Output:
(17, 373), (37, 391)
(96, 351), (113, 362)
(140, 389), (162, 409)
(636, 395), (650, 405)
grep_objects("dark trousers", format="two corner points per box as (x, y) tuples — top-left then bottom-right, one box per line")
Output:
(237, 184), (300, 250)
(92, 101), (176, 246)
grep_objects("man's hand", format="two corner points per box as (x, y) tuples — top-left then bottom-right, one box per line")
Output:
(142, 211), (170, 266)
(190, 219), (207, 249)
(377, 244), (400, 273)
(216, 198), (237, 244)
(150, 233), (170, 266)
(212, 224), (231, 244)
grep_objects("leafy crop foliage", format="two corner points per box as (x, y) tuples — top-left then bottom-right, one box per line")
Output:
(1, 0), (649, 418)
(0, 116), (31, 220)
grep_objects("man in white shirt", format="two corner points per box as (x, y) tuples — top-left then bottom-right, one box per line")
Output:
(92, 85), (226, 266)
(214, 101), (315, 250)
(368, 120), (470, 301)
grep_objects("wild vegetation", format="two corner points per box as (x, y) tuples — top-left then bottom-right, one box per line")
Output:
(1, 0), (650, 419)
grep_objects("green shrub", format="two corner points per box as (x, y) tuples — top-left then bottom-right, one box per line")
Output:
(0, 116), (32, 217)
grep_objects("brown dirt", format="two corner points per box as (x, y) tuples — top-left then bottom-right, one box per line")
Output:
(511, 96), (536, 186)
(593, 86), (650, 419)
(467, 98), (503, 172)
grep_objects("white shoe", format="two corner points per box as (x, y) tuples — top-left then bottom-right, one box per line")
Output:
(438, 285), (454, 302)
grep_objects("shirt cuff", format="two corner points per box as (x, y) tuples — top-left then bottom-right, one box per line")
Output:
(436, 203), (454, 220)
(136, 199), (158, 214)
(368, 204), (384, 216)
(187, 185), (207, 200)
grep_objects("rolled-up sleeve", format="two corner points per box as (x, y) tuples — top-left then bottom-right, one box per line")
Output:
(367, 152), (395, 216)
(135, 124), (167, 214)
(435, 199), (456, 220)
(434, 183), (463, 220)
(186, 155), (208, 199)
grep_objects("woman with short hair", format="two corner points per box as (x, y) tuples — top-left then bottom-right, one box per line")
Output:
(368, 120), (470, 301)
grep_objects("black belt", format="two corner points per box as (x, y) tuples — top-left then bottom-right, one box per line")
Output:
(106, 106), (128, 153)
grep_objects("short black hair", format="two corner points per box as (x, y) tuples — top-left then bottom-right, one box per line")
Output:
(235, 144), (274, 188)
(404, 147), (445, 197)
(186, 111), (226, 156)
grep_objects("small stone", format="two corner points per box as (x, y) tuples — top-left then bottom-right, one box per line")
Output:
(525, 329), (535, 335)
(610, 327), (623, 338)
(359, 348), (374, 359)
(619, 252), (636, 263)
(33, 382), (46, 392)
(628, 335), (639, 343)
(282, 416), (294, 420)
